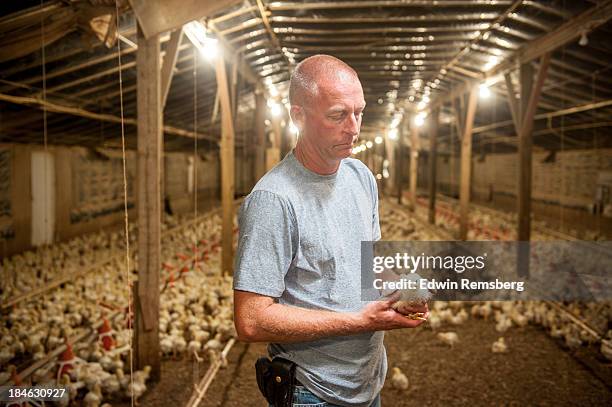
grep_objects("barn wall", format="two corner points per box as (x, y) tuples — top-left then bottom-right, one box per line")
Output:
(0, 144), (31, 258)
(164, 150), (220, 215)
(471, 149), (612, 208)
(415, 148), (612, 210)
(410, 151), (461, 198)
(0, 144), (254, 257)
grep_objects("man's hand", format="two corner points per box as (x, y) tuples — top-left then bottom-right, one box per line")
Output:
(359, 293), (429, 330)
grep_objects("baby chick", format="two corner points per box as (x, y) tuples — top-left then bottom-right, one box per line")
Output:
(491, 337), (508, 353)
(390, 273), (432, 319)
(437, 332), (459, 347)
(390, 367), (409, 391)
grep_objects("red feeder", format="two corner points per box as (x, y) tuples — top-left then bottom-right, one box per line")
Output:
(57, 340), (75, 378)
(169, 271), (176, 286)
(98, 318), (115, 351)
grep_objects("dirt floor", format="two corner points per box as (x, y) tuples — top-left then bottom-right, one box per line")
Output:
(116, 318), (611, 407)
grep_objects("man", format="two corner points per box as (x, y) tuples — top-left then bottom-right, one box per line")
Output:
(233, 55), (428, 407)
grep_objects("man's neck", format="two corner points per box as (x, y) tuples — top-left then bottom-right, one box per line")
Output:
(294, 141), (340, 175)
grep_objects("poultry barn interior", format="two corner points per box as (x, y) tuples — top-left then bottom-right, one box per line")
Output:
(0, 0), (611, 406)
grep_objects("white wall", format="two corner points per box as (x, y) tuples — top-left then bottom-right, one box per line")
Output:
(30, 150), (55, 246)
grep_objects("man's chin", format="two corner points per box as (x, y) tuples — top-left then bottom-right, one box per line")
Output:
(335, 146), (353, 159)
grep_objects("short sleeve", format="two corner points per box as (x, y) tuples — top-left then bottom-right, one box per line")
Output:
(369, 171), (381, 241)
(233, 190), (296, 297)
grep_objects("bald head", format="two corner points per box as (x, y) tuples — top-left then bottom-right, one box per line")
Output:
(289, 55), (360, 107)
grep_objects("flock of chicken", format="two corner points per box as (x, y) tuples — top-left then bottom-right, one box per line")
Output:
(392, 298), (612, 391)
(379, 199), (612, 392)
(0, 196), (609, 405)
(0, 210), (236, 406)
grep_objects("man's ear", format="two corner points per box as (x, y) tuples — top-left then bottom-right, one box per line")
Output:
(290, 105), (304, 132)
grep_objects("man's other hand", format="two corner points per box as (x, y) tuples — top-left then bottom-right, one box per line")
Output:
(359, 293), (429, 330)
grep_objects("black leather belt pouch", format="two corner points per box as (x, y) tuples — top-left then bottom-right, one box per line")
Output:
(255, 356), (297, 407)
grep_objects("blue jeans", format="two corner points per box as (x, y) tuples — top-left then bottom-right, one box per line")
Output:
(272, 385), (381, 407)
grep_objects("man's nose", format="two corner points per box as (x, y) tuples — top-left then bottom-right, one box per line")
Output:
(344, 113), (360, 135)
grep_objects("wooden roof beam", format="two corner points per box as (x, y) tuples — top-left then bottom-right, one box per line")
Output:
(129, 0), (242, 39)
(0, 92), (216, 142)
(431, 0), (612, 109)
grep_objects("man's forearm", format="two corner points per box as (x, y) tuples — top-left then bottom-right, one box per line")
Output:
(234, 289), (426, 343)
(241, 302), (367, 343)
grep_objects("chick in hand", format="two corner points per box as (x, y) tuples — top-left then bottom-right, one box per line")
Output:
(389, 273), (432, 320)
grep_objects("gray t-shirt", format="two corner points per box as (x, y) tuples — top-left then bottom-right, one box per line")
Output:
(233, 151), (384, 407)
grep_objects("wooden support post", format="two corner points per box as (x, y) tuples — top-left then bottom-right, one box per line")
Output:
(428, 108), (439, 225)
(453, 96), (465, 140)
(254, 88), (266, 181)
(378, 140), (386, 196)
(159, 28), (182, 214)
(504, 72), (520, 132)
(135, 25), (161, 378)
(161, 28), (183, 110)
(266, 117), (282, 171)
(384, 134), (396, 195)
(397, 127), (404, 204)
(215, 55), (236, 275)
(517, 54), (551, 276)
(517, 61), (534, 245)
(458, 88), (478, 240)
(5, 146), (31, 257)
(230, 59), (239, 121)
(409, 125), (419, 209)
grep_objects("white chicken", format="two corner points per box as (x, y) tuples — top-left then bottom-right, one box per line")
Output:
(390, 367), (409, 390)
(600, 338), (612, 361)
(437, 332), (459, 347)
(83, 383), (102, 407)
(126, 366), (151, 405)
(390, 273), (432, 319)
(495, 316), (512, 333)
(188, 339), (202, 354)
(510, 309), (528, 327)
(450, 308), (468, 325)
(160, 336), (173, 356)
(102, 371), (121, 395)
(427, 314), (442, 330)
(491, 337), (508, 353)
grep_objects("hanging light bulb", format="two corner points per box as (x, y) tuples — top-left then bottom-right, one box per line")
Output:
(388, 128), (398, 140)
(374, 136), (383, 144)
(479, 83), (491, 98)
(270, 103), (281, 117)
(366, 141), (373, 148)
(414, 112), (427, 127)
(579, 31), (588, 46)
(184, 21), (218, 60)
